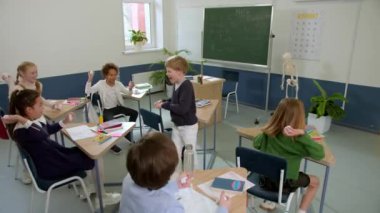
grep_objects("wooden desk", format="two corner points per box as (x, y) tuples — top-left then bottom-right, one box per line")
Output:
(44, 99), (89, 145)
(43, 99), (88, 121)
(236, 127), (336, 213)
(192, 76), (225, 123)
(63, 122), (135, 213)
(192, 167), (248, 213)
(122, 85), (152, 137)
(196, 99), (219, 169)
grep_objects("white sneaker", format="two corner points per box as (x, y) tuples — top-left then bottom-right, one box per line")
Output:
(79, 183), (96, 200)
(21, 172), (32, 185)
(259, 200), (276, 211)
(94, 192), (121, 208)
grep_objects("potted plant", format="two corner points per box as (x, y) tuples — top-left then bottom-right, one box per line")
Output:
(129, 30), (148, 50)
(307, 80), (348, 133)
(149, 48), (197, 97)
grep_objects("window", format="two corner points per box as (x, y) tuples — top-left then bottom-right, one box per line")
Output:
(122, 0), (162, 50)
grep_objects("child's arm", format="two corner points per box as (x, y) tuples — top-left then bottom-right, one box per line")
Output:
(161, 82), (193, 115)
(85, 70), (100, 95)
(297, 133), (325, 160)
(46, 113), (74, 135)
(217, 191), (231, 213)
(118, 81), (133, 94)
(1, 114), (28, 125)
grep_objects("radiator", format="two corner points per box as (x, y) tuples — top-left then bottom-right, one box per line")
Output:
(132, 71), (164, 93)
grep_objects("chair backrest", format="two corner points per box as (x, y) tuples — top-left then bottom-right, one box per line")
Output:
(222, 70), (239, 93)
(236, 147), (287, 182)
(139, 108), (164, 132)
(16, 144), (45, 190)
(87, 92), (103, 109)
(0, 108), (10, 140)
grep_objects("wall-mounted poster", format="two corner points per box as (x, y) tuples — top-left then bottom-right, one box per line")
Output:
(290, 10), (322, 60)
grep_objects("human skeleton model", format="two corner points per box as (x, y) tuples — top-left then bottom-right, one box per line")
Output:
(280, 52), (299, 99)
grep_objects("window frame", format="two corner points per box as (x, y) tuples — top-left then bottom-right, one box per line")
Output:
(122, 0), (157, 51)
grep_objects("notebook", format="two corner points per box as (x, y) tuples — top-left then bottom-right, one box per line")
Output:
(211, 177), (245, 192)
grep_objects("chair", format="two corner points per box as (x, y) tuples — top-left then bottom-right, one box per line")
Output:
(139, 108), (171, 134)
(235, 147), (295, 212)
(16, 144), (94, 213)
(222, 70), (239, 118)
(0, 107), (13, 167)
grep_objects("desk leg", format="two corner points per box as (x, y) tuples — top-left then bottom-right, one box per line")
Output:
(94, 159), (104, 213)
(207, 110), (217, 169)
(319, 166), (330, 213)
(60, 132), (65, 147)
(84, 103), (89, 123)
(137, 100), (143, 137)
(239, 136), (242, 147)
(203, 127), (206, 170)
(302, 159), (308, 195)
(149, 89), (152, 112)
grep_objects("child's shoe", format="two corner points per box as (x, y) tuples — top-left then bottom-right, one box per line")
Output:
(94, 192), (121, 208)
(259, 200), (276, 211)
(21, 171), (32, 185)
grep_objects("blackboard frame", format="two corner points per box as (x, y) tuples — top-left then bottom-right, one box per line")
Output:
(202, 5), (274, 69)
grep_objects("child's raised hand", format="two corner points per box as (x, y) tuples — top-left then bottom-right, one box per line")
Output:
(283, 125), (305, 137)
(128, 81), (135, 90)
(218, 191), (232, 210)
(63, 112), (74, 124)
(88, 70), (94, 82)
(1, 73), (13, 83)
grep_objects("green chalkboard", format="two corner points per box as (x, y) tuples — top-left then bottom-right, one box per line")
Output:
(203, 6), (273, 66)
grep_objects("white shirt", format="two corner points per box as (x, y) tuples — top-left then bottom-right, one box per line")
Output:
(85, 80), (131, 109)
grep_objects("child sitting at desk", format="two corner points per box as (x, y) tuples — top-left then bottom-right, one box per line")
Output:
(253, 98), (325, 213)
(1, 61), (60, 109)
(119, 132), (231, 213)
(85, 62), (138, 154)
(3, 89), (121, 206)
(1, 61), (61, 185)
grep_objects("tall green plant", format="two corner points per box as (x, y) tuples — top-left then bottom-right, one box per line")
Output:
(309, 80), (348, 120)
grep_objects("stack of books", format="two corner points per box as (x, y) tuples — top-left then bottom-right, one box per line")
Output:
(135, 83), (152, 90)
(196, 99), (211, 108)
(99, 121), (123, 132)
(306, 125), (325, 141)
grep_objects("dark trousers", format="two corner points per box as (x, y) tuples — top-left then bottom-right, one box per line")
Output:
(103, 106), (138, 141)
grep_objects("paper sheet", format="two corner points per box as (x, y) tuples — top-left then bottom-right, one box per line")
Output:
(65, 125), (97, 140)
(177, 188), (218, 213)
(197, 171), (254, 200)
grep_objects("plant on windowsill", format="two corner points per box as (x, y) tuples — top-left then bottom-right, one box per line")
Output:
(149, 48), (198, 97)
(129, 30), (148, 50)
(307, 79), (348, 133)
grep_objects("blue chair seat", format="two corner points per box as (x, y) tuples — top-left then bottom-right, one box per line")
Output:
(247, 173), (290, 203)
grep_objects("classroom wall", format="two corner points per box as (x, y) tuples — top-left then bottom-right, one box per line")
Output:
(0, 0), (177, 110)
(176, 0), (380, 133)
(0, 0), (379, 133)
(0, 0), (177, 77)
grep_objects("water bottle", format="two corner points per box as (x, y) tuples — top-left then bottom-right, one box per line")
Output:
(183, 144), (194, 173)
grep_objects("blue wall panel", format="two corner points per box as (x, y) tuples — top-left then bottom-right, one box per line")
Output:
(0, 63), (378, 133)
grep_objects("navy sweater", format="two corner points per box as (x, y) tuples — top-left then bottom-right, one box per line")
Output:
(162, 80), (197, 126)
(14, 121), (94, 180)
